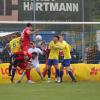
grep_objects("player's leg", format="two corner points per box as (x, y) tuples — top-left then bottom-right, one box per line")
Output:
(35, 62), (44, 80)
(47, 59), (52, 82)
(25, 63), (35, 84)
(65, 59), (76, 82)
(25, 65), (31, 81)
(36, 67), (43, 80)
(16, 70), (26, 83)
(42, 60), (49, 77)
(53, 60), (60, 82)
(8, 57), (12, 76)
(8, 54), (14, 76)
(11, 60), (19, 83)
(11, 53), (24, 83)
(59, 66), (64, 83)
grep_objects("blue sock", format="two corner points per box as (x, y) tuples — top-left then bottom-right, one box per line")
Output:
(8, 64), (12, 75)
(48, 69), (51, 78)
(11, 60), (18, 79)
(13, 60), (18, 67)
(60, 70), (63, 82)
(12, 68), (16, 79)
(68, 71), (75, 81)
(56, 69), (60, 77)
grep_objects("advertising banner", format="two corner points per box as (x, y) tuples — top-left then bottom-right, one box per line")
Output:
(0, 63), (100, 84)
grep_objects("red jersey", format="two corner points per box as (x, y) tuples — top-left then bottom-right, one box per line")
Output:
(21, 28), (31, 53)
(42, 46), (50, 64)
(22, 28), (30, 44)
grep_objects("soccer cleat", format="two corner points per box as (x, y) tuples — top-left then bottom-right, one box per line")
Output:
(47, 78), (51, 83)
(27, 80), (35, 84)
(8, 73), (11, 76)
(55, 78), (58, 82)
(57, 77), (61, 83)
(11, 78), (14, 83)
(72, 80), (77, 83)
(16, 80), (21, 84)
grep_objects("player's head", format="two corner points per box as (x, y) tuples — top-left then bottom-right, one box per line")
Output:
(59, 34), (64, 42)
(32, 52), (37, 59)
(41, 41), (46, 47)
(26, 23), (32, 30)
(30, 41), (36, 48)
(53, 35), (59, 42)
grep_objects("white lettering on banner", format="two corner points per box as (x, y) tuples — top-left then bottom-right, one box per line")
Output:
(36, 3), (43, 11)
(23, 1), (79, 12)
(50, 3), (58, 11)
(23, 2), (30, 11)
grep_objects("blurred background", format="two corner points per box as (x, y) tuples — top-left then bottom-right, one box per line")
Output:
(0, 0), (100, 64)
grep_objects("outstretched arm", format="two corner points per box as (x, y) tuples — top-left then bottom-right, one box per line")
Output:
(27, 29), (40, 35)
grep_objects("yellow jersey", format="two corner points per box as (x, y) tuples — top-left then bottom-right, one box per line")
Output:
(9, 37), (21, 53)
(48, 40), (62, 60)
(61, 41), (71, 59)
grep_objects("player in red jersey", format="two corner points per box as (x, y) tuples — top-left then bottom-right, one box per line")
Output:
(40, 41), (51, 79)
(11, 51), (34, 83)
(21, 23), (39, 55)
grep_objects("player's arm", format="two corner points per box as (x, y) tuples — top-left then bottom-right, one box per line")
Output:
(66, 44), (71, 52)
(48, 41), (52, 50)
(27, 29), (40, 35)
(52, 42), (64, 50)
(4, 43), (10, 50)
(38, 48), (44, 55)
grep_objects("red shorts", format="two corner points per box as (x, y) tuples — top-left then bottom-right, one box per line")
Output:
(19, 61), (28, 70)
(14, 51), (24, 61)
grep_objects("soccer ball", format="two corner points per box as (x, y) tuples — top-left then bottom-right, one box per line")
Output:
(35, 35), (42, 41)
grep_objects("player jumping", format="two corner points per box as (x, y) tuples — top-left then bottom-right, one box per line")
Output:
(21, 23), (39, 55)
(16, 41), (44, 83)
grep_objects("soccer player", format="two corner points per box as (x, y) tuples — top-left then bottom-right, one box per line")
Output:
(59, 35), (76, 83)
(28, 42), (44, 79)
(21, 23), (39, 55)
(47, 35), (62, 83)
(41, 41), (51, 77)
(16, 41), (44, 83)
(9, 35), (22, 82)
(4, 35), (18, 76)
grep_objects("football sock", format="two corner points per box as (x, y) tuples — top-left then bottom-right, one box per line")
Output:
(68, 71), (75, 81)
(26, 69), (31, 80)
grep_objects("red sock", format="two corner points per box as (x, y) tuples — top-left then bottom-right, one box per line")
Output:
(26, 69), (31, 80)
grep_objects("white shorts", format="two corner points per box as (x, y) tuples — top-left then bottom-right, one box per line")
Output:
(31, 61), (40, 69)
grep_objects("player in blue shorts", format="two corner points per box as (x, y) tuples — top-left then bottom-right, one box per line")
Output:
(59, 35), (76, 83)
(47, 35), (62, 82)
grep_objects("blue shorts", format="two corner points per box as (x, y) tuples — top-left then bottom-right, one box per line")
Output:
(61, 59), (71, 67)
(9, 54), (16, 64)
(48, 59), (59, 66)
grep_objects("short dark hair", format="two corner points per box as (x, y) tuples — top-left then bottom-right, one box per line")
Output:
(59, 34), (64, 37)
(26, 23), (32, 27)
(30, 41), (35, 45)
(54, 35), (59, 40)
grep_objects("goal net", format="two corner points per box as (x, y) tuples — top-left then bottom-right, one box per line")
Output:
(0, 21), (100, 64)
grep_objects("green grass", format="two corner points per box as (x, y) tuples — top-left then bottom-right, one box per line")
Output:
(0, 82), (100, 100)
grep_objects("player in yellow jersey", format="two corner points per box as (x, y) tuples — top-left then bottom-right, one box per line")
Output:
(8, 35), (22, 76)
(47, 35), (62, 82)
(9, 37), (22, 54)
(8, 34), (25, 83)
(59, 35), (76, 83)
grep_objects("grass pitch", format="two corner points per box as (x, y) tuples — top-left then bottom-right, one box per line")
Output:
(0, 81), (100, 100)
